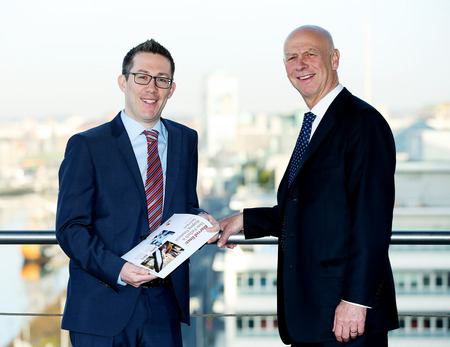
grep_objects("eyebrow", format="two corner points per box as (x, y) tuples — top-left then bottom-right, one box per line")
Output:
(136, 69), (170, 78)
(285, 47), (321, 56)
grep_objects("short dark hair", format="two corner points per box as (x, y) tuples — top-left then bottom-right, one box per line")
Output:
(122, 39), (175, 79)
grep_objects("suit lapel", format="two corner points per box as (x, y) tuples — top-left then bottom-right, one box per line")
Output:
(289, 88), (350, 187)
(161, 118), (181, 222)
(111, 114), (148, 215)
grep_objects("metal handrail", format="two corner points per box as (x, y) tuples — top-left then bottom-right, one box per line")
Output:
(0, 231), (450, 245)
(1, 231), (450, 323)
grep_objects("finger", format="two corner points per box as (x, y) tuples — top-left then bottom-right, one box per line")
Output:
(207, 223), (221, 233)
(224, 243), (237, 249)
(342, 329), (350, 342)
(333, 324), (343, 342)
(136, 267), (151, 275)
(216, 231), (232, 248)
(357, 322), (365, 335)
(207, 234), (220, 244)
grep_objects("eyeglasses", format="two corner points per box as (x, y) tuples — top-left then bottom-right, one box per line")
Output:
(125, 71), (173, 89)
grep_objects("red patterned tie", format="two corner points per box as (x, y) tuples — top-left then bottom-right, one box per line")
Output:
(143, 130), (164, 233)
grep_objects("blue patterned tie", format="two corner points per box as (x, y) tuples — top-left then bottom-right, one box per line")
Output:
(288, 112), (316, 186)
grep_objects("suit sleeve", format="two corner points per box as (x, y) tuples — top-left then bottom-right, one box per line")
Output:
(186, 131), (205, 215)
(243, 205), (282, 239)
(56, 135), (126, 290)
(342, 109), (396, 307)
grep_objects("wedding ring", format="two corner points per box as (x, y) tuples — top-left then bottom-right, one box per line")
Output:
(351, 331), (357, 334)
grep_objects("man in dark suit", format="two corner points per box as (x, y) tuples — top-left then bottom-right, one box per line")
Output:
(215, 25), (398, 346)
(56, 39), (219, 346)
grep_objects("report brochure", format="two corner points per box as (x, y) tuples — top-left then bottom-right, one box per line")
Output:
(122, 213), (217, 278)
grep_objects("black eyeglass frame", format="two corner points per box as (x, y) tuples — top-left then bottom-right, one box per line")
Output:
(124, 71), (173, 89)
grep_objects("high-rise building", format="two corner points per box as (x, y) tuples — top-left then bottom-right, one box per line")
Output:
(204, 70), (239, 156)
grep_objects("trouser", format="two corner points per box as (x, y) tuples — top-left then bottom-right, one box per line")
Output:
(291, 332), (388, 347)
(70, 286), (182, 347)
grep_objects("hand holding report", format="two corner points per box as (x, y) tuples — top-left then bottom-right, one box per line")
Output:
(122, 213), (218, 278)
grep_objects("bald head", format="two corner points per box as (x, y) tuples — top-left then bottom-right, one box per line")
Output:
(284, 25), (335, 54)
(283, 25), (340, 109)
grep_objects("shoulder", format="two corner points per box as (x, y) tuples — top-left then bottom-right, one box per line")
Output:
(337, 88), (377, 115)
(69, 114), (123, 143)
(162, 118), (198, 138)
(337, 89), (390, 129)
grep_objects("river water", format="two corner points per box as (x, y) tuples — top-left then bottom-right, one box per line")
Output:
(0, 194), (68, 346)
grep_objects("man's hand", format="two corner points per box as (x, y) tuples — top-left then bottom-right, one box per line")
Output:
(332, 301), (367, 342)
(210, 212), (244, 249)
(199, 212), (230, 248)
(120, 262), (157, 288)
(199, 212), (220, 234)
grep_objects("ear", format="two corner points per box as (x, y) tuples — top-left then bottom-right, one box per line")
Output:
(331, 49), (340, 71)
(168, 81), (176, 99)
(118, 74), (127, 93)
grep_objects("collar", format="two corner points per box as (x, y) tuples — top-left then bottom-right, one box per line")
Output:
(310, 83), (344, 118)
(120, 111), (167, 142)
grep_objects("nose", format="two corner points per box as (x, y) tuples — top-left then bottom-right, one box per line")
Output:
(145, 78), (158, 93)
(295, 57), (307, 70)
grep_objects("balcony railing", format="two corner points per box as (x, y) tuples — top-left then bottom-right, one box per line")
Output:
(1, 230), (450, 245)
(1, 230), (450, 344)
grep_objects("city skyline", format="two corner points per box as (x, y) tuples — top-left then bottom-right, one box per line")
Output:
(2, 0), (450, 121)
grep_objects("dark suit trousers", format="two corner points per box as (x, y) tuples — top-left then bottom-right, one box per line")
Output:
(291, 332), (388, 347)
(70, 286), (182, 347)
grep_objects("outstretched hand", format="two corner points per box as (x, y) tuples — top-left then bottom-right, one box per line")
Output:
(199, 212), (221, 234)
(207, 212), (244, 249)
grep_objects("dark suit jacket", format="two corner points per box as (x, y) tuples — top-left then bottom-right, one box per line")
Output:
(56, 113), (203, 336)
(243, 88), (399, 344)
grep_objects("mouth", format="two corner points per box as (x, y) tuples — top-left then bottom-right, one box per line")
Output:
(298, 74), (315, 81)
(142, 99), (157, 104)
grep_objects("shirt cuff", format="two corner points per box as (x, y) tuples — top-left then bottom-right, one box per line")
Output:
(341, 299), (371, 309)
(117, 274), (127, 286)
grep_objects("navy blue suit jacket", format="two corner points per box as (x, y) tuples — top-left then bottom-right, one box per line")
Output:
(56, 113), (203, 336)
(243, 88), (399, 343)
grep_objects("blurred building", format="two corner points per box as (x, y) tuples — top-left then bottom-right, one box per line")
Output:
(204, 70), (239, 156)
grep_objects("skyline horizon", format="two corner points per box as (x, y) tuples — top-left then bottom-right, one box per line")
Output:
(2, 1), (450, 121)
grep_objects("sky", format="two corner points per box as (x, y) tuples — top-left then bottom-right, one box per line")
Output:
(1, 0), (450, 121)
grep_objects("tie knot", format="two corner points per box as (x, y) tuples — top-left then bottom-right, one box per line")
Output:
(143, 129), (159, 143)
(304, 112), (316, 124)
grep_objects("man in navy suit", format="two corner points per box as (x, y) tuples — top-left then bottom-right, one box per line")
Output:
(215, 25), (398, 346)
(56, 39), (219, 346)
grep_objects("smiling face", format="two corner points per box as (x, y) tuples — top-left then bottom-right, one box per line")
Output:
(118, 52), (176, 128)
(284, 26), (340, 109)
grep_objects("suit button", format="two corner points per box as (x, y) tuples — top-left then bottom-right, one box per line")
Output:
(288, 265), (294, 271)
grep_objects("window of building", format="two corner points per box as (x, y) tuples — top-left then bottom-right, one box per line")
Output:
(261, 319), (267, 329)
(236, 317), (243, 330)
(237, 275), (242, 288)
(260, 276), (267, 287)
(436, 274), (443, 287)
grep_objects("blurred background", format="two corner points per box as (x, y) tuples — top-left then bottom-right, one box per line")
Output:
(1, 0), (450, 346)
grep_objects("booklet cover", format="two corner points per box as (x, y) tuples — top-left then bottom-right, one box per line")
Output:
(122, 213), (217, 278)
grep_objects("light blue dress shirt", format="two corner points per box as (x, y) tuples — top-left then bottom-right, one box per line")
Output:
(117, 111), (169, 285)
(120, 111), (168, 189)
